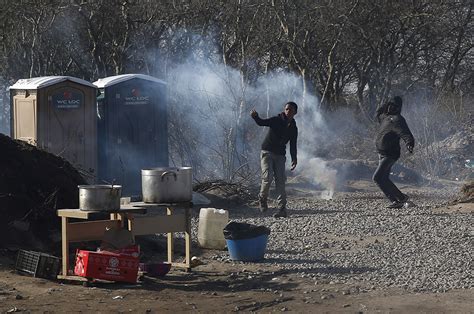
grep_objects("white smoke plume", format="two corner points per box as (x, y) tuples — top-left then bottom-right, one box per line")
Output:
(163, 40), (340, 197)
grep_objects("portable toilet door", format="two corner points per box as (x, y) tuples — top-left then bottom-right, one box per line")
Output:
(94, 74), (168, 195)
(9, 76), (98, 180)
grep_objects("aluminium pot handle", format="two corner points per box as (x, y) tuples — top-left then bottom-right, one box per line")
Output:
(160, 171), (177, 181)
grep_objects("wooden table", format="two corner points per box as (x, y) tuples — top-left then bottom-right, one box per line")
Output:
(57, 201), (192, 280)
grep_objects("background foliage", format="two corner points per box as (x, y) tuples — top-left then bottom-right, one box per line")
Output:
(0, 0), (472, 180)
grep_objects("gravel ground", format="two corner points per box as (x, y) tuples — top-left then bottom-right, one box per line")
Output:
(190, 185), (473, 294)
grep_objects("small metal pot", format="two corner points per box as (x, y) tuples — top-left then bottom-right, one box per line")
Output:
(78, 185), (122, 211)
(141, 167), (192, 203)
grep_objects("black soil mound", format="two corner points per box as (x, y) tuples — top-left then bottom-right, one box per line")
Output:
(0, 134), (86, 249)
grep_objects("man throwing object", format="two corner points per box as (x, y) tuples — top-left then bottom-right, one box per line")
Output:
(373, 96), (415, 208)
(251, 102), (298, 218)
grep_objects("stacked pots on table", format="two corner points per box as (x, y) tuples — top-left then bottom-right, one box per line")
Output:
(141, 167), (192, 203)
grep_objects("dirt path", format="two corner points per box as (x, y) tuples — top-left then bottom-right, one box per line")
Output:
(0, 253), (472, 313)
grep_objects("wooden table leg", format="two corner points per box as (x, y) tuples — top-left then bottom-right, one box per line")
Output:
(61, 217), (69, 276)
(167, 207), (174, 264)
(184, 207), (191, 269)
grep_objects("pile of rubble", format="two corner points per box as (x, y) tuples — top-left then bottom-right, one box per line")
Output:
(0, 134), (85, 249)
(459, 181), (474, 203)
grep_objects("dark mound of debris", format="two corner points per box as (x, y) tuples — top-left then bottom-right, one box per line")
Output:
(0, 133), (86, 249)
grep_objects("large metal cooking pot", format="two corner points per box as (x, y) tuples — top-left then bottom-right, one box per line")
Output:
(78, 185), (122, 211)
(141, 167), (192, 203)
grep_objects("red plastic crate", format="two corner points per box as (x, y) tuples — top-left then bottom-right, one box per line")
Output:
(74, 250), (139, 283)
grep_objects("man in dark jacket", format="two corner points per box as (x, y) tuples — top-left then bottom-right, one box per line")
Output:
(250, 102), (298, 218)
(373, 96), (415, 208)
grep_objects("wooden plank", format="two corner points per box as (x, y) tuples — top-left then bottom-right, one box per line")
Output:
(61, 217), (69, 276)
(171, 262), (191, 271)
(67, 220), (122, 242)
(58, 208), (146, 219)
(126, 201), (193, 209)
(108, 205), (147, 214)
(57, 275), (115, 284)
(58, 209), (92, 219)
(184, 208), (191, 267)
(57, 209), (114, 220)
(118, 205), (138, 210)
(129, 215), (186, 235)
(57, 275), (88, 282)
(167, 207), (174, 264)
(168, 233), (174, 264)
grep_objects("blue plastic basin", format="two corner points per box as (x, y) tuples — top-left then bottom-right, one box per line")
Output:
(226, 234), (269, 261)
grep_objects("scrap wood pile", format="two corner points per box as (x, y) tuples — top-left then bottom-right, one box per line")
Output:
(449, 180), (474, 205)
(459, 181), (474, 203)
(193, 179), (258, 205)
(0, 133), (86, 247)
(417, 127), (473, 180)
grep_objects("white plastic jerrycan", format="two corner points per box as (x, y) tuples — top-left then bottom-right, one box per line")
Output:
(198, 208), (229, 250)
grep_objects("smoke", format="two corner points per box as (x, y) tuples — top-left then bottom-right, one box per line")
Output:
(163, 39), (341, 197)
(297, 156), (338, 199)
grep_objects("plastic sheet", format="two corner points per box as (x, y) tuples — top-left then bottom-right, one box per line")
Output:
(223, 222), (270, 240)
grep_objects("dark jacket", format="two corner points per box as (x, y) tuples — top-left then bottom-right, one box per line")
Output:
(375, 109), (414, 159)
(253, 112), (298, 162)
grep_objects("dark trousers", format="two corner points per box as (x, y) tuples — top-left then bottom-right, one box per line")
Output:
(373, 154), (405, 202)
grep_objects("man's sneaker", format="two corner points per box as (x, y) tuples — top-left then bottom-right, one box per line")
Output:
(259, 198), (268, 212)
(387, 201), (403, 209)
(399, 194), (409, 203)
(273, 209), (287, 218)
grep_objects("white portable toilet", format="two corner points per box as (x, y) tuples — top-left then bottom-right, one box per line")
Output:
(9, 76), (98, 178)
(198, 208), (229, 250)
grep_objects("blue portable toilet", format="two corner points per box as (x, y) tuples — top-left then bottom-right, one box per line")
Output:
(93, 74), (168, 195)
